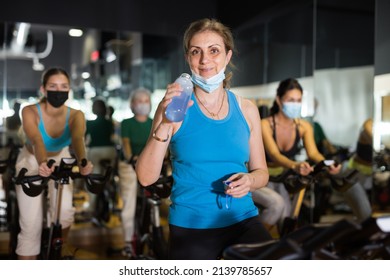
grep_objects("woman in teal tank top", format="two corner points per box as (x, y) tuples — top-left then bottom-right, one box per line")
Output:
(136, 18), (272, 259)
(14, 67), (93, 260)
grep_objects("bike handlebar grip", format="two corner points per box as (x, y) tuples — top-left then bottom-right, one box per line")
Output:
(47, 159), (55, 168)
(81, 158), (87, 167)
(15, 168), (28, 184)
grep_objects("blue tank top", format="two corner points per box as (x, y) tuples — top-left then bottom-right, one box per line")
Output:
(169, 90), (259, 229)
(37, 103), (71, 152)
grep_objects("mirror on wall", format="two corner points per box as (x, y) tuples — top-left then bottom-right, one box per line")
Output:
(312, 0), (375, 149)
(372, 0), (390, 210)
(0, 1), (383, 212)
(0, 21), (177, 146)
(231, 0), (314, 111)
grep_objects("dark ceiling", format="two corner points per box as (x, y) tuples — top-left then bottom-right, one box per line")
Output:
(0, 0), (374, 37)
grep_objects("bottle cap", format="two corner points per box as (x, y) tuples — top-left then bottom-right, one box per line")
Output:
(181, 73), (191, 79)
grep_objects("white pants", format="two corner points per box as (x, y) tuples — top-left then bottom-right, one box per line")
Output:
(252, 182), (290, 226)
(117, 160), (138, 242)
(15, 146), (75, 257)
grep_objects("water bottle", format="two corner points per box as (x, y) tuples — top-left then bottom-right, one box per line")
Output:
(165, 73), (193, 122)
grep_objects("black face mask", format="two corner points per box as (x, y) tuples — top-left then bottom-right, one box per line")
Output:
(46, 90), (69, 108)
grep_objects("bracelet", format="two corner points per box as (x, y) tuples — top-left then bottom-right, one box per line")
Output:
(152, 124), (170, 142)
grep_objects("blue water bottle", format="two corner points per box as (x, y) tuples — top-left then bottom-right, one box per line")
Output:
(165, 73), (193, 122)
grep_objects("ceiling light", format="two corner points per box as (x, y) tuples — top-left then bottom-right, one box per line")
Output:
(106, 49), (116, 63)
(81, 72), (91, 79)
(68, 29), (83, 37)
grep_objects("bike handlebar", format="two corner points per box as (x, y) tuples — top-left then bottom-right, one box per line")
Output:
(269, 160), (349, 193)
(14, 158), (112, 197)
(141, 175), (173, 199)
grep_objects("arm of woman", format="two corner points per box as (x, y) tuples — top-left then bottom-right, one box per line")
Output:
(301, 120), (325, 163)
(225, 99), (269, 198)
(135, 82), (191, 186)
(69, 110), (93, 175)
(302, 121), (341, 174)
(364, 118), (373, 140)
(135, 102), (173, 186)
(22, 105), (47, 164)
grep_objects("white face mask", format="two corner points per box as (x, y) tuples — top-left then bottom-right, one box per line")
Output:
(191, 68), (225, 93)
(282, 102), (302, 119)
(133, 103), (150, 116)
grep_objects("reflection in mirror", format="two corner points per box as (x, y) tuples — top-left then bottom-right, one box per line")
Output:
(373, 74), (390, 210)
(231, 0), (314, 112)
(312, 1), (376, 212)
(312, 0), (375, 148)
(0, 21), (176, 148)
(372, 0), (390, 211)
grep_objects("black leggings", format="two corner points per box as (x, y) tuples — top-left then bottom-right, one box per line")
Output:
(168, 216), (272, 260)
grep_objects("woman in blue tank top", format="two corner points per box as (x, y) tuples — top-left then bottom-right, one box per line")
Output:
(136, 18), (272, 260)
(14, 67), (93, 260)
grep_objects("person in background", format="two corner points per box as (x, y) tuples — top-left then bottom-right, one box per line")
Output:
(258, 104), (270, 119)
(119, 87), (153, 258)
(344, 118), (373, 220)
(136, 18), (271, 260)
(107, 105), (121, 145)
(312, 98), (337, 157)
(4, 100), (23, 147)
(15, 67), (93, 259)
(251, 78), (342, 234)
(85, 98), (117, 226)
(310, 98), (339, 222)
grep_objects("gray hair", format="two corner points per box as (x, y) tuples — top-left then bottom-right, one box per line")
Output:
(130, 87), (152, 103)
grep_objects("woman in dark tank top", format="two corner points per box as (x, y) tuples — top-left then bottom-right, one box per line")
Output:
(265, 115), (302, 163)
(252, 78), (342, 235)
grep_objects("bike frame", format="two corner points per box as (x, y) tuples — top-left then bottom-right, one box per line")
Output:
(14, 157), (111, 260)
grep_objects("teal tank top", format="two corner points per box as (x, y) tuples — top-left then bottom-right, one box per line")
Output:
(37, 103), (71, 152)
(169, 90), (259, 229)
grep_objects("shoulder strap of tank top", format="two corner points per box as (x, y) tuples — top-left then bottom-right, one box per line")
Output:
(65, 107), (70, 123)
(271, 115), (277, 142)
(36, 103), (42, 118)
(294, 118), (301, 137)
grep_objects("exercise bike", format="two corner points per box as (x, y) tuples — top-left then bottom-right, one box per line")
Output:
(132, 159), (172, 260)
(258, 160), (359, 237)
(13, 158), (111, 259)
(223, 214), (390, 260)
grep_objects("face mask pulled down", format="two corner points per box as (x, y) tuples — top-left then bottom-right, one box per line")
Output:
(282, 102), (302, 119)
(191, 68), (225, 93)
(46, 90), (69, 108)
